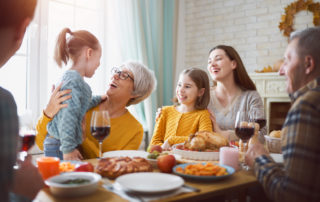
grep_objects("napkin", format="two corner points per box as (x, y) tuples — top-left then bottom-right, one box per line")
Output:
(104, 182), (195, 202)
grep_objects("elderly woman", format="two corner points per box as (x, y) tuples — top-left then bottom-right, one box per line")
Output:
(35, 61), (156, 159)
(207, 45), (266, 142)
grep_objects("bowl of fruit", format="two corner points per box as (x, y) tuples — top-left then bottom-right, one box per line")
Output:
(147, 145), (163, 167)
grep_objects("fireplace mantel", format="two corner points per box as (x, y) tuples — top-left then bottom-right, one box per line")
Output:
(249, 73), (290, 133)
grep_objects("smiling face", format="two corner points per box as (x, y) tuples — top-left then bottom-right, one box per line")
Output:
(279, 38), (305, 94)
(107, 66), (135, 102)
(176, 74), (204, 108)
(207, 48), (236, 82)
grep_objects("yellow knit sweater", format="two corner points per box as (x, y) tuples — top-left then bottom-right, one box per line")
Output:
(35, 106), (143, 159)
(150, 106), (213, 146)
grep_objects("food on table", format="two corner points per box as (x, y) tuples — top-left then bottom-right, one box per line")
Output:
(147, 151), (160, 159)
(269, 130), (281, 138)
(60, 178), (91, 185)
(96, 157), (153, 179)
(74, 162), (94, 172)
(176, 163), (228, 176)
(157, 154), (176, 173)
(59, 162), (76, 172)
(183, 131), (228, 151)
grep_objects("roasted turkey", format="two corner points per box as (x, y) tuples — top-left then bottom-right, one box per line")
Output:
(184, 131), (228, 151)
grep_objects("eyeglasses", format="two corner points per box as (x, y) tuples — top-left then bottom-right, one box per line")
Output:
(111, 67), (134, 81)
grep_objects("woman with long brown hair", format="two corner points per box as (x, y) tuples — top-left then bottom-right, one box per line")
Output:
(207, 45), (266, 141)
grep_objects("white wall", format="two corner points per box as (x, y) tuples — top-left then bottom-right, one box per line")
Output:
(175, 0), (317, 81)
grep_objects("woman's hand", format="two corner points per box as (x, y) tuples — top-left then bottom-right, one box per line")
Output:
(155, 107), (162, 122)
(63, 149), (83, 161)
(208, 109), (222, 133)
(44, 82), (71, 118)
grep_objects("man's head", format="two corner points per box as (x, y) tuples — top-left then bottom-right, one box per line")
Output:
(279, 27), (320, 94)
(0, 0), (37, 67)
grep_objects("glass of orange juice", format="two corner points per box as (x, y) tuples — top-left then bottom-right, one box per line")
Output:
(37, 157), (60, 180)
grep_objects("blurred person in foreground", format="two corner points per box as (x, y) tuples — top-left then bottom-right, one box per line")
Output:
(0, 0), (45, 201)
(246, 27), (320, 202)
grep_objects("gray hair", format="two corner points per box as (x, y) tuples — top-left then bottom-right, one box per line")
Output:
(124, 61), (157, 106)
(290, 27), (320, 68)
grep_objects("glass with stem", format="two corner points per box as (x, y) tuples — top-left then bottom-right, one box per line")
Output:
(90, 111), (111, 158)
(235, 110), (255, 170)
(250, 107), (266, 131)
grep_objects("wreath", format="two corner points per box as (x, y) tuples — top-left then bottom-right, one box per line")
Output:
(279, 0), (320, 37)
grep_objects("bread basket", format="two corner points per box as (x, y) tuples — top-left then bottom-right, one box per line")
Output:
(264, 135), (282, 153)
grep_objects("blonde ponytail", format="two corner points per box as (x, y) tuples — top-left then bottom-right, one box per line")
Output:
(53, 27), (100, 67)
(54, 27), (72, 67)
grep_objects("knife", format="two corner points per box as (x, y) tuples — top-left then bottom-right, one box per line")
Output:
(182, 184), (201, 192)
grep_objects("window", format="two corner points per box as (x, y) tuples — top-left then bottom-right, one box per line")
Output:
(0, 0), (107, 120)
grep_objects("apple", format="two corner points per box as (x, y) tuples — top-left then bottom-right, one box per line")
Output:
(74, 162), (94, 172)
(157, 154), (176, 173)
(149, 145), (162, 153)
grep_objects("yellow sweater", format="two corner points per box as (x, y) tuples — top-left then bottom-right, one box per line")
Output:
(35, 106), (143, 159)
(150, 106), (213, 146)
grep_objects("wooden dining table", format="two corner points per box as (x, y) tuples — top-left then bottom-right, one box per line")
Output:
(35, 158), (260, 202)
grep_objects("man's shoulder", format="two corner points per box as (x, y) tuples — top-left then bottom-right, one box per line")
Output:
(0, 87), (16, 106)
(294, 87), (320, 110)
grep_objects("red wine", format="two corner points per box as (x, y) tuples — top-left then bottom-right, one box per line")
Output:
(91, 126), (110, 142)
(254, 119), (266, 129)
(235, 127), (254, 142)
(20, 134), (35, 151)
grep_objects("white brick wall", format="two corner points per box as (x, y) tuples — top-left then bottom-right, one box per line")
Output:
(177, 0), (319, 77)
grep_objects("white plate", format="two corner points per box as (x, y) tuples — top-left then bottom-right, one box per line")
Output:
(102, 150), (148, 158)
(270, 153), (284, 163)
(45, 172), (101, 197)
(115, 172), (184, 193)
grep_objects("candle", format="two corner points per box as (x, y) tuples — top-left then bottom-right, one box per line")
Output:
(219, 147), (240, 171)
(37, 157), (60, 180)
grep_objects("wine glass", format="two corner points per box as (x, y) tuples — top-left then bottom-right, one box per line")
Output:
(250, 107), (266, 131)
(235, 111), (255, 170)
(90, 111), (111, 158)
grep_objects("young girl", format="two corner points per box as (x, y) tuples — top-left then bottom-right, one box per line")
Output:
(44, 28), (103, 160)
(150, 67), (213, 149)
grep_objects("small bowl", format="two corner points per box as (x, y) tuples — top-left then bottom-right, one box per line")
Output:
(264, 135), (282, 153)
(45, 172), (101, 197)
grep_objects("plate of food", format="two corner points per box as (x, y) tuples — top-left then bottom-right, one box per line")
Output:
(45, 172), (101, 197)
(115, 172), (184, 193)
(173, 162), (235, 181)
(172, 131), (228, 161)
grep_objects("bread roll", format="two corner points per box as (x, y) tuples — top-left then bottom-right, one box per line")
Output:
(270, 130), (281, 138)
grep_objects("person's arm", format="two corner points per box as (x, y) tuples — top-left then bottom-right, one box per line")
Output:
(35, 112), (52, 151)
(88, 95), (102, 109)
(0, 89), (19, 202)
(246, 99), (320, 202)
(150, 108), (166, 146)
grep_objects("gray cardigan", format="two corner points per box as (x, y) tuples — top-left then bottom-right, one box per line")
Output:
(208, 89), (266, 141)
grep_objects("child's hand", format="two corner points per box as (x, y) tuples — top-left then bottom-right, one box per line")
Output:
(44, 82), (71, 118)
(161, 140), (171, 151)
(63, 149), (83, 161)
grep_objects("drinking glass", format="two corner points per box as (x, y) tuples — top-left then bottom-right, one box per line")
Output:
(90, 111), (111, 158)
(250, 107), (266, 131)
(235, 111), (255, 170)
